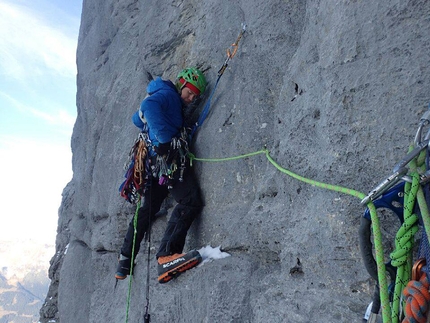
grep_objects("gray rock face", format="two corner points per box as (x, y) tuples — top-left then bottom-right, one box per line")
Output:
(39, 0), (430, 322)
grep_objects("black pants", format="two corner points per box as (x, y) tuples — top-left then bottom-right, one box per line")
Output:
(120, 167), (202, 259)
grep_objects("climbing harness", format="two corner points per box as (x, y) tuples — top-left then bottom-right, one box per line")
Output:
(191, 23), (246, 138)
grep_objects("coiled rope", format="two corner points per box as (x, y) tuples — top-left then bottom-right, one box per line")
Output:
(402, 272), (430, 323)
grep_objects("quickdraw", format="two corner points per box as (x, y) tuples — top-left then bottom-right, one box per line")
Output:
(217, 23), (247, 77)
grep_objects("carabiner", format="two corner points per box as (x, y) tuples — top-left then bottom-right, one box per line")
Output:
(226, 23), (247, 59)
(218, 23), (247, 77)
(412, 258), (426, 281)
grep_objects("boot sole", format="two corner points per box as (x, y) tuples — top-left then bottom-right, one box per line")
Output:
(115, 273), (128, 280)
(158, 256), (201, 284)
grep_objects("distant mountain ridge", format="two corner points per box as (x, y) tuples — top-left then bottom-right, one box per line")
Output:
(0, 240), (52, 323)
(0, 271), (48, 323)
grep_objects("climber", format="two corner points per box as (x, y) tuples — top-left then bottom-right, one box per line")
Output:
(115, 67), (207, 283)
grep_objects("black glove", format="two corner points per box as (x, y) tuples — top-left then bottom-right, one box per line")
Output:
(154, 142), (170, 156)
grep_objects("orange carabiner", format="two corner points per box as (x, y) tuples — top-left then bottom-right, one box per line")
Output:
(226, 25), (246, 59)
(412, 258), (426, 281)
(227, 44), (238, 59)
(217, 23), (246, 77)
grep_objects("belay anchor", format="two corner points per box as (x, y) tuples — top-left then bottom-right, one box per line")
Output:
(190, 22), (246, 138)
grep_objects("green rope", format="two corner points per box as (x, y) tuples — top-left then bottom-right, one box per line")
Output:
(389, 148), (425, 323)
(188, 148), (392, 322)
(264, 150), (392, 322)
(125, 196), (141, 323)
(417, 186), (430, 250)
(367, 202), (392, 323)
(188, 149), (267, 165)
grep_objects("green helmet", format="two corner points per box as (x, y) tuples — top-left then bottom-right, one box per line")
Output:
(177, 67), (207, 94)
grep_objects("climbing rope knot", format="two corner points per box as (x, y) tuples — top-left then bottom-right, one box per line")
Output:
(390, 214), (419, 267)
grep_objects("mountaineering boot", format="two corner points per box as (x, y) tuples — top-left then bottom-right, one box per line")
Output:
(157, 250), (202, 283)
(115, 254), (133, 280)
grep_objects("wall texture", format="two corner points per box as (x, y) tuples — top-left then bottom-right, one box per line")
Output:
(39, 0), (430, 322)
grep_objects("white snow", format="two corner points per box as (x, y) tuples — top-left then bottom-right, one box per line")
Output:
(197, 245), (230, 266)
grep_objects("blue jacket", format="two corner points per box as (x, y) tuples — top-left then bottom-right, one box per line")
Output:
(132, 77), (184, 147)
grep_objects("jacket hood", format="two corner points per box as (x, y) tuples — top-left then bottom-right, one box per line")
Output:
(146, 77), (178, 95)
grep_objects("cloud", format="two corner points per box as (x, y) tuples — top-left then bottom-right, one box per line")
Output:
(29, 106), (76, 127)
(0, 0), (78, 82)
(0, 135), (72, 243)
(0, 90), (76, 129)
(0, 91), (26, 112)
(0, 1), (80, 251)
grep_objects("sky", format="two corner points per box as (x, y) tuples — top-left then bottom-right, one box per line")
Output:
(0, 0), (82, 246)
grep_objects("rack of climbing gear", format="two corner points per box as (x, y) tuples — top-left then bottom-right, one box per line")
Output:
(360, 108), (430, 323)
(150, 128), (191, 188)
(191, 23), (246, 138)
(119, 132), (150, 204)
